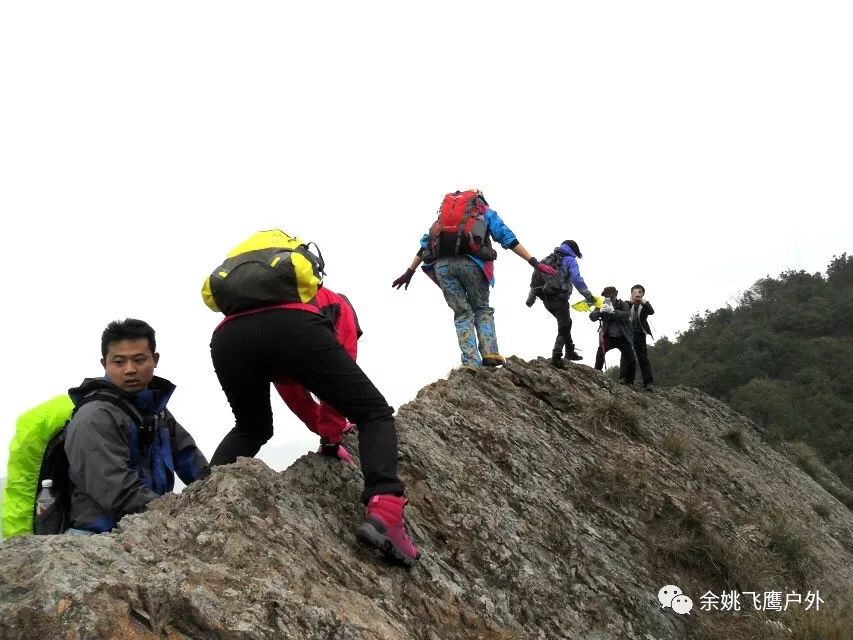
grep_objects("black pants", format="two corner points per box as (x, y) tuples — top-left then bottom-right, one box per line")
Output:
(541, 294), (574, 356)
(209, 309), (403, 501)
(594, 334), (635, 381)
(621, 331), (654, 384)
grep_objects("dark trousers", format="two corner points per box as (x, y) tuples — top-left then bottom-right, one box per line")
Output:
(621, 331), (654, 384)
(209, 309), (403, 501)
(594, 334), (636, 381)
(542, 294), (574, 356)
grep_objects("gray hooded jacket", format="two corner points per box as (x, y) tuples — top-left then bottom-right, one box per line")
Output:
(64, 376), (208, 533)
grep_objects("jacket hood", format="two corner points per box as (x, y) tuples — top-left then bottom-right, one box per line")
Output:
(68, 375), (176, 414)
(555, 243), (577, 259)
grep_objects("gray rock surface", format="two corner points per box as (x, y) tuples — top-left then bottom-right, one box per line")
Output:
(1, 357), (851, 639)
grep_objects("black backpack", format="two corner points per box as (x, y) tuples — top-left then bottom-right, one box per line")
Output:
(34, 391), (146, 535)
(529, 252), (567, 297)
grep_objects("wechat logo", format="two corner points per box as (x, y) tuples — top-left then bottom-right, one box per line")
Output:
(658, 585), (693, 615)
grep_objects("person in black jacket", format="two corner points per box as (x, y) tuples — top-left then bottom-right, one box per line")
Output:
(621, 284), (656, 389)
(589, 286), (635, 384)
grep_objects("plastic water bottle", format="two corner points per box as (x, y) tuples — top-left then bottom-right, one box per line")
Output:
(36, 479), (56, 517)
(35, 479), (61, 534)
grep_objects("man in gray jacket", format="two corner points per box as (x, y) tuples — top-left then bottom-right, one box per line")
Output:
(64, 318), (208, 534)
(589, 286), (636, 384)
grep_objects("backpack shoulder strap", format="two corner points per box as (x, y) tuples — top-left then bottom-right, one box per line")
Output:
(336, 292), (363, 339)
(75, 390), (144, 427)
(76, 390), (176, 441)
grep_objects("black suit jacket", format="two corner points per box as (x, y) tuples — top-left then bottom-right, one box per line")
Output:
(629, 301), (654, 337)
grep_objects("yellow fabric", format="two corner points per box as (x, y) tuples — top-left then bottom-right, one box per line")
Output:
(201, 278), (220, 312)
(571, 296), (605, 313)
(226, 229), (305, 258)
(290, 251), (322, 303)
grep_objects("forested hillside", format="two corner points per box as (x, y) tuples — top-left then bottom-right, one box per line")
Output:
(649, 254), (853, 487)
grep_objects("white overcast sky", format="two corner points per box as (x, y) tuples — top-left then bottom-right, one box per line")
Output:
(1, 2), (851, 477)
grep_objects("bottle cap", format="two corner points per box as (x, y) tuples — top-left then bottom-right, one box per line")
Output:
(41, 479), (53, 488)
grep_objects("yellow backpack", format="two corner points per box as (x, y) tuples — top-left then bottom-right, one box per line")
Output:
(202, 230), (325, 315)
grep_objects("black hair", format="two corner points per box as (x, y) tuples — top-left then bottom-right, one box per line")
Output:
(562, 240), (582, 259)
(101, 318), (157, 358)
(631, 284), (645, 294)
(602, 286), (618, 297)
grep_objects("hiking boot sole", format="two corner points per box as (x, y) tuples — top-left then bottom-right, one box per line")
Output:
(356, 521), (419, 568)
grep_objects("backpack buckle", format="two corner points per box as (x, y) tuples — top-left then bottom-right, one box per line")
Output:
(138, 412), (161, 446)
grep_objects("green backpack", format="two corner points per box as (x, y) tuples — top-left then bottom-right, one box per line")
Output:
(2, 391), (142, 537)
(2, 395), (74, 537)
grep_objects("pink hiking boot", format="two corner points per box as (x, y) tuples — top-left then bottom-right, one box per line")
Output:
(356, 494), (420, 567)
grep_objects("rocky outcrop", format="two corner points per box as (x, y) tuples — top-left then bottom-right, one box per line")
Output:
(1, 357), (852, 639)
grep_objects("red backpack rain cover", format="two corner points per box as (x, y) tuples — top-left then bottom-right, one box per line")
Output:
(428, 190), (491, 259)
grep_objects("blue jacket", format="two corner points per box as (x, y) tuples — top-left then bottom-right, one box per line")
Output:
(553, 243), (593, 299)
(420, 209), (518, 286)
(65, 376), (208, 533)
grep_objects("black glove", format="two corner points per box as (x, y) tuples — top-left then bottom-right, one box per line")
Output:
(392, 268), (416, 290)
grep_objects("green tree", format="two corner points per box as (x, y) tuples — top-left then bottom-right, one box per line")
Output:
(650, 255), (853, 488)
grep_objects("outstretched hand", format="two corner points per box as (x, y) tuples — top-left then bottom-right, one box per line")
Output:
(392, 268), (416, 290)
(535, 262), (558, 277)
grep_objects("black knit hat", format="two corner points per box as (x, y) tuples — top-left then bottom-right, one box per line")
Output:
(562, 240), (582, 259)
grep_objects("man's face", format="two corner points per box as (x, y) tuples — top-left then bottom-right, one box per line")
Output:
(631, 288), (644, 303)
(102, 338), (159, 393)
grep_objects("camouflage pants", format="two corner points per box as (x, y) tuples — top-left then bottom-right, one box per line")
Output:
(434, 257), (498, 366)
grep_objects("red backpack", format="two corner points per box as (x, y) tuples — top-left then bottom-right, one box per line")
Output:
(428, 190), (496, 260)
